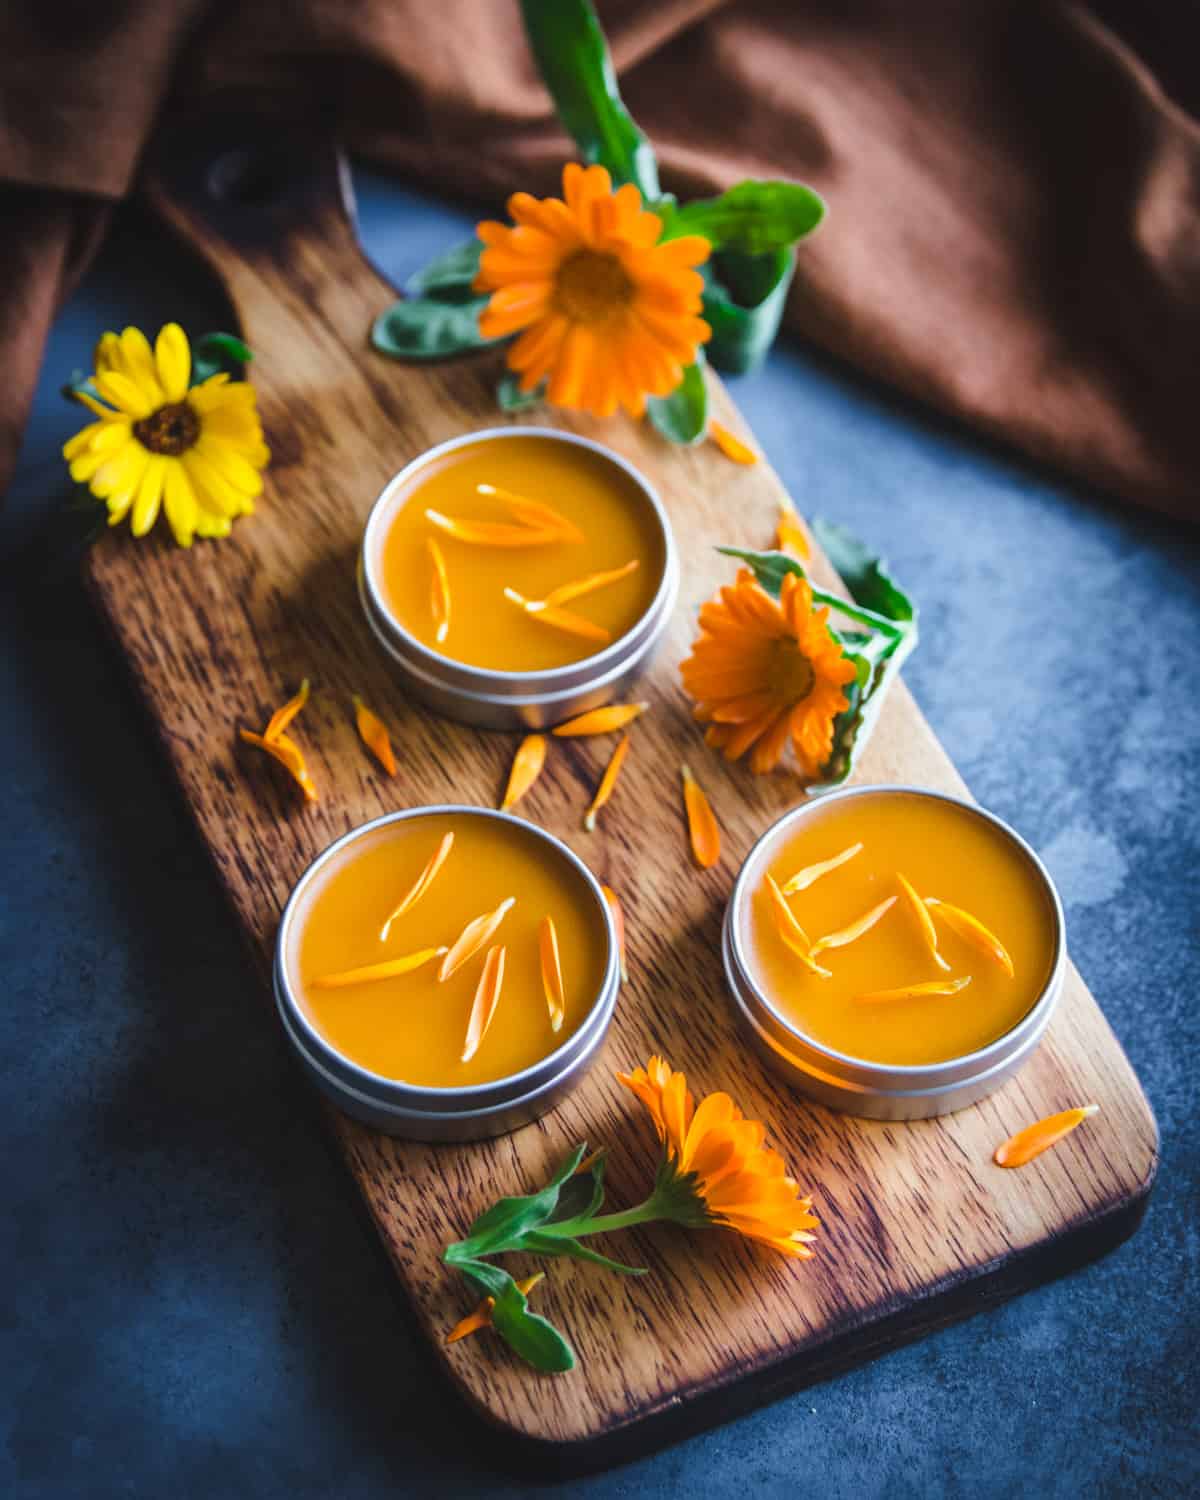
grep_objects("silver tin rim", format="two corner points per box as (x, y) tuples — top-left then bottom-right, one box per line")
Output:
(723, 785), (1066, 1119)
(358, 425), (680, 708)
(274, 806), (618, 1134)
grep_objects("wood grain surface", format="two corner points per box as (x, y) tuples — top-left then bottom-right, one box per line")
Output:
(82, 122), (1157, 1460)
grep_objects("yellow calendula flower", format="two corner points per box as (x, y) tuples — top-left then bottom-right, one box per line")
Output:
(62, 324), (269, 547)
(681, 567), (857, 778)
(618, 1055), (819, 1259)
(474, 162), (711, 418)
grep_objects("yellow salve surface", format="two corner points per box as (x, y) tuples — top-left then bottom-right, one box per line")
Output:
(745, 791), (1057, 1066)
(288, 814), (609, 1086)
(377, 434), (665, 671)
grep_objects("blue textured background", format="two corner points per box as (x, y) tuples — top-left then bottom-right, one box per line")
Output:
(2, 170), (1197, 1498)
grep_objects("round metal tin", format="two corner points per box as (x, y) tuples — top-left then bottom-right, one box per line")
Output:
(274, 806), (620, 1141)
(358, 426), (680, 730)
(722, 785), (1066, 1120)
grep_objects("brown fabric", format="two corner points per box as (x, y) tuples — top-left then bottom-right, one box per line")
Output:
(2, 0), (1198, 521)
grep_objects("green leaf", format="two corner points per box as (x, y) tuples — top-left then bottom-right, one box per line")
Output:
(520, 1229), (646, 1276)
(647, 357), (707, 445)
(61, 370), (101, 404)
(546, 1149), (606, 1224)
(520, 0), (659, 198)
(661, 181), (825, 256)
(702, 249), (795, 375)
(448, 1144), (588, 1258)
(371, 296), (498, 362)
(497, 373), (545, 412)
(405, 240), (483, 301)
(192, 331), (253, 385)
(811, 518), (915, 623)
(451, 1257), (577, 1374)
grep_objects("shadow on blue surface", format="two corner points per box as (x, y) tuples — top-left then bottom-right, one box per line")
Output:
(1, 175), (1197, 1499)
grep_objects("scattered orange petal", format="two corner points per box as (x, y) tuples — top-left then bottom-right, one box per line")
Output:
(895, 872), (949, 971)
(927, 898), (1015, 978)
(311, 946), (447, 989)
(445, 1273), (545, 1345)
(503, 587), (612, 643)
(352, 693), (397, 776)
(426, 508), (564, 547)
(553, 702), (648, 737)
(263, 678), (310, 742)
(710, 420), (758, 466)
(764, 873), (830, 978)
(428, 537), (451, 644)
(584, 733), (631, 831)
(238, 727), (318, 803)
(681, 764), (720, 868)
(380, 831), (455, 940)
(461, 944), (506, 1061)
(440, 897), (515, 982)
(774, 500), (811, 559)
(781, 842), (863, 895)
(500, 734), (546, 811)
(855, 976), (972, 1004)
(600, 884), (628, 983)
(543, 559), (640, 608)
(540, 916), (566, 1032)
(810, 896), (897, 957)
(476, 483), (585, 543)
(994, 1105), (1099, 1167)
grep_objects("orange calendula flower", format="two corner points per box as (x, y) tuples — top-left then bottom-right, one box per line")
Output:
(681, 568), (856, 777)
(63, 323), (268, 546)
(352, 694), (397, 776)
(618, 1055), (819, 1258)
(994, 1105), (1099, 1167)
(474, 162), (711, 419)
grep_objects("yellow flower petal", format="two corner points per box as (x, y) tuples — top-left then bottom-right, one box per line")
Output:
(154, 322), (192, 402)
(131, 454), (167, 536)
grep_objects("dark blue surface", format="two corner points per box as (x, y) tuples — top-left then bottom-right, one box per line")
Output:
(2, 171), (1197, 1499)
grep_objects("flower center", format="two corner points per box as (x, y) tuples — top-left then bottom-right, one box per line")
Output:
(134, 401), (200, 456)
(767, 637), (816, 705)
(554, 250), (634, 324)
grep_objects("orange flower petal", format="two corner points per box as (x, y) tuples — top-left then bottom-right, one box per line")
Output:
(504, 587), (612, 644)
(681, 764), (720, 868)
(542, 559), (640, 608)
(810, 896), (897, 956)
(926, 898), (1016, 978)
(264, 678), (310, 742)
(238, 727), (318, 803)
(440, 898), (515, 982)
(764, 874), (830, 977)
(476, 483), (585, 543)
(993, 1105), (1099, 1167)
(539, 916), (566, 1032)
(855, 976), (972, 1004)
(461, 944), (506, 1062)
(709, 420), (758, 466)
(894, 872), (950, 971)
(428, 537), (451, 644)
(352, 694), (397, 776)
(426, 510), (563, 548)
(774, 500), (811, 558)
(584, 733), (631, 831)
(553, 702), (647, 737)
(781, 842), (863, 894)
(600, 884), (628, 983)
(380, 831), (455, 941)
(444, 1273), (545, 1345)
(311, 947), (447, 989)
(500, 734), (546, 812)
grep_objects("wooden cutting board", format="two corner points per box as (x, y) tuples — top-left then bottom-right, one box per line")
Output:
(83, 119), (1157, 1464)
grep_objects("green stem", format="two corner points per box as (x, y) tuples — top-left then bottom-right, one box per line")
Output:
(540, 1200), (662, 1240)
(810, 588), (909, 638)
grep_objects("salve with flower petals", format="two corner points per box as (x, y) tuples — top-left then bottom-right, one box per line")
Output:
(745, 789), (1058, 1067)
(376, 432), (665, 672)
(285, 810), (609, 1088)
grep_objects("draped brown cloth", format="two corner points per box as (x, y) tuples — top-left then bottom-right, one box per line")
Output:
(2, 0), (1198, 521)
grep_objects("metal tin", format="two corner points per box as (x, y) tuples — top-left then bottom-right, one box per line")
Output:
(358, 426), (679, 730)
(722, 786), (1066, 1120)
(274, 807), (620, 1141)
